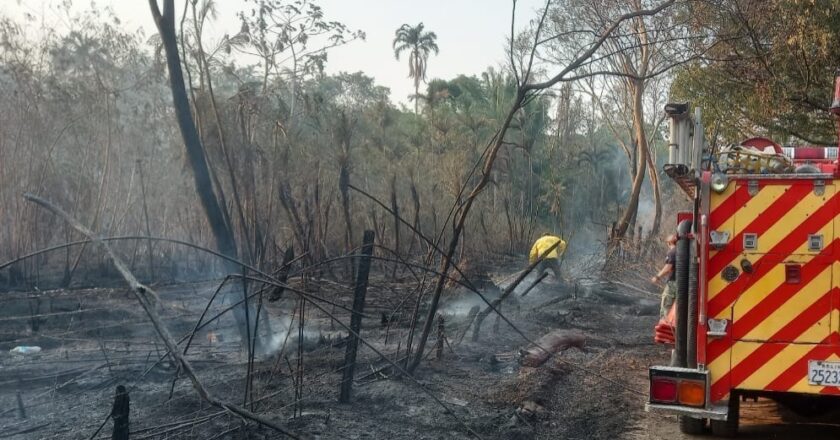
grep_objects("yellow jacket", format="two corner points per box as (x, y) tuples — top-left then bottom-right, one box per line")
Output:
(529, 235), (566, 264)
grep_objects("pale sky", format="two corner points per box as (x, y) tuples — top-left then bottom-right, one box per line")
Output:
(6, 0), (545, 105)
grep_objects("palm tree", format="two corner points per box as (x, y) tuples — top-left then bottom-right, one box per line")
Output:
(393, 23), (439, 113)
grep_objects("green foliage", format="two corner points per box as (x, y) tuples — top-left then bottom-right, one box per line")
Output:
(393, 22), (439, 112)
(672, 0), (840, 144)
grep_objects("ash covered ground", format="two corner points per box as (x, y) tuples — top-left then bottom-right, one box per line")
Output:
(2, 261), (836, 439)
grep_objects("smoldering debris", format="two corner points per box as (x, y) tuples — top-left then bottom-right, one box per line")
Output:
(204, 315), (348, 357)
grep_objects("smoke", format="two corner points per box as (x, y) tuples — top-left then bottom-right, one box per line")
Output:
(635, 196), (656, 233)
(440, 294), (487, 317)
(438, 266), (586, 320)
(259, 315), (346, 357)
(556, 137), (664, 258)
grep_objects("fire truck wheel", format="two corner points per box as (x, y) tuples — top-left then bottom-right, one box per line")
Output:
(710, 395), (739, 437)
(678, 415), (706, 435)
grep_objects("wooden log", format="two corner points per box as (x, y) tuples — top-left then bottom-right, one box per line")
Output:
(339, 230), (374, 403)
(520, 330), (585, 367)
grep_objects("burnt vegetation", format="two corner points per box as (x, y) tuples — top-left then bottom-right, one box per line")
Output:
(1, 0), (837, 438)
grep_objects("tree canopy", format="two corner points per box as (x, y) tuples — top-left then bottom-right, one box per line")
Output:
(393, 22), (439, 113)
(672, 0), (840, 145)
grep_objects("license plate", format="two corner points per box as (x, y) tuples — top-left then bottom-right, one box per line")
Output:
(808, 360), (840, 386)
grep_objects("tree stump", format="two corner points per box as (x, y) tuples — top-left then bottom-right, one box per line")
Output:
(111, 385), (130, 440)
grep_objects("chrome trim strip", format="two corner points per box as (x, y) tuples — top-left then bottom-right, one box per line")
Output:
(729, 173), (833, 180)
(645, 403), (729, 421)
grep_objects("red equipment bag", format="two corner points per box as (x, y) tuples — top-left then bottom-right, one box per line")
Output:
(654, 303), (676, 345)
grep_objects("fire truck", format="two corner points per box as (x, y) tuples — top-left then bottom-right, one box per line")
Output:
(646, 75), (840, 436)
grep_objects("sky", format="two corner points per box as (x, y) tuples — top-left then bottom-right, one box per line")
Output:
(6, 0), (545, 105)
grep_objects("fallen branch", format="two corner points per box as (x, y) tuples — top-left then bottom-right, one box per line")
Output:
(519, 330), (586, 368)
(519, 272), (548, 298)
(23, 193), (305, 440)
(470, 239), (563, 341)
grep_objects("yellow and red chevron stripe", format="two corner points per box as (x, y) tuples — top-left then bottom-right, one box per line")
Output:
(705, 178), (840, 402)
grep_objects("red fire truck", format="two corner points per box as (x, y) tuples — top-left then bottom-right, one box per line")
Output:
(646, 75), (840, 436)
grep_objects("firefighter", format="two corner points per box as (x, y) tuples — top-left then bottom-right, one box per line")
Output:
(651, 234), (678, 318)
(529, 233), (567, 279)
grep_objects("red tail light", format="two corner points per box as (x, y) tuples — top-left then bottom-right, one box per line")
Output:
(785, 264), (801, 284)
(650, 378), (678, 403)
(649, 367), (709, 408)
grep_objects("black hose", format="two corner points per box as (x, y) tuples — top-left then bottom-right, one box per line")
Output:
(687, 244), (699, 368)
(673, 220), (692, 368)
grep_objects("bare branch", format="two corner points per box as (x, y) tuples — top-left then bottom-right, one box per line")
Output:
(23, 193), (305, 440)
(523, 0), (553, 84)
(509, 0), (521, 87)
(523, 0), (676, 92)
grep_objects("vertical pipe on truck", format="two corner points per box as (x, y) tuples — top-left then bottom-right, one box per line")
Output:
(693, 108), (703, 173)
(669, 117), (679, 164)
(681, 119), (692, 166)
(697, 213), (709, 368)
(677, 120), (684, 165)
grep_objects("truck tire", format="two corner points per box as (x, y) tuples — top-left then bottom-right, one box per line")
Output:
(678, 415), (706, 435)
(710, 395), (739, 437)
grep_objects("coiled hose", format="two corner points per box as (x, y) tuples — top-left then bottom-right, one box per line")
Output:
(673, 220), (692, 368)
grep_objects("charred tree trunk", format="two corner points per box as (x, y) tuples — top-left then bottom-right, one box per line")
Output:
(336, 112), (354, 280)
(190, 1), (254, 264)
(339, 230), (374, 403)
(149, 0), (267, 349)
(278, 181), (308, 259)
(390, 175), (400, 279)
(339, 162), (353, 278)
(406, 177), (421, 256)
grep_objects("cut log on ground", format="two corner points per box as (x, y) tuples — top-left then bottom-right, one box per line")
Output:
(519, 330), (586, 368)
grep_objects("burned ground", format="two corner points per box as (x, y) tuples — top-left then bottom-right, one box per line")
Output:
(4, 264), (838, 439)
(0, 261), (673, 440)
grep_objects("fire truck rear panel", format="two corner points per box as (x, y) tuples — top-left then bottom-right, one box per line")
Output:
(707, 177), (840, 402)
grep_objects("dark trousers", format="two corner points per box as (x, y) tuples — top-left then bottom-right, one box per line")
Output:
(536, 258), (562, 278)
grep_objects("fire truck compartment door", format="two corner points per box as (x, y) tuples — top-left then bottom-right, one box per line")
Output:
(734, 181), (835, 256)
(730, 181), (836, 344)
(730, 255), (832, 344)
